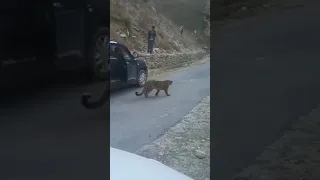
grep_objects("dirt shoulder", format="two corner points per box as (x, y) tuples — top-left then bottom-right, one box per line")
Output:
(138, 50), (208, 70)
(147, 54), (210, 80)
(234, 104), (320, 179)
(136, 95), (210, 180)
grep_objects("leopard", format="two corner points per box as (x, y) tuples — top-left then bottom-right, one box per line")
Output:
(135, 80), (173, 98)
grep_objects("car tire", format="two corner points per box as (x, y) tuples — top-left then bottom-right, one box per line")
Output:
(136, 70), (147, 87)
(86, 27), (109, 82)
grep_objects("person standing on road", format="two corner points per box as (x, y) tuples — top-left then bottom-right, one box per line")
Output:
(147, 26), (156, 54)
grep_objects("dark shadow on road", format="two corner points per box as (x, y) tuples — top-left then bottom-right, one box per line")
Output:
(124, 94), (169, 103)
(0, 69), (109, 179)
(0, 70), (92, 104)
(281, 83), (320, 132)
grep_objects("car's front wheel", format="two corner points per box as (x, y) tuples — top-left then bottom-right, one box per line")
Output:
(136, 70), (147, 87)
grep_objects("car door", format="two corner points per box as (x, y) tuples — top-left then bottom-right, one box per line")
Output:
(119, 45), (137, 84)
(52, 0), (87, 70)
(109, 44), (125, 84)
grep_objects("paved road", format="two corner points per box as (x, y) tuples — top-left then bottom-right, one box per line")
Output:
(0, 61), (209, 179)
(211, 1), (320, 179)
(110, 62), (210, 152)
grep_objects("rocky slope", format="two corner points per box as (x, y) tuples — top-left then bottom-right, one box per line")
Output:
(110, 0), (210, 54)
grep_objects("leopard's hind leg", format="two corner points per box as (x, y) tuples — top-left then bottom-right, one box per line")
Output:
(164, 88), (170, 96)
(144, 88), (153, 98)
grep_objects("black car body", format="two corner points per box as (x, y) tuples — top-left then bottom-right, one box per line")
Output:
(109, 41), (148, 89)
(0, 0), (109, 89)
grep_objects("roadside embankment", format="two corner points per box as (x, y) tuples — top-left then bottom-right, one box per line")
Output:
(234, 104), (320, 180)
(137, 50), (208, 77)
(136, 95), (210, 180)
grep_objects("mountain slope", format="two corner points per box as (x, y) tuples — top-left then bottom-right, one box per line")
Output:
(110, 0), (209, 53)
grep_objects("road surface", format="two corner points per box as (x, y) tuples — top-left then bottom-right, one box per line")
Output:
(0, 61), (210, 179)
(211, 1), (320, 179)
(110, 63), (210, 152)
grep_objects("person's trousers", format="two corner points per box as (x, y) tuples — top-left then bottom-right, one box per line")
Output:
(147, 40), (154, 54)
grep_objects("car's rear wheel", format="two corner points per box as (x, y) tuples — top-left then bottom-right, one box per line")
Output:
(136, 70), (147, 87)
(86, 27), (109, 82)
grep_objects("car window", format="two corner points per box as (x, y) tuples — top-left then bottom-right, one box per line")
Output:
(110, 44), (119, 59)
(119, 46), (132, 61)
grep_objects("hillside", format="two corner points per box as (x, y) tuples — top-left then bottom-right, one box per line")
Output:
(211, 0), (305, 24)
(110, 0), (209, 54)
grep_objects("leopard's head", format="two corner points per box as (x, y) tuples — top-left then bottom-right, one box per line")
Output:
(167, 80), (173, 85)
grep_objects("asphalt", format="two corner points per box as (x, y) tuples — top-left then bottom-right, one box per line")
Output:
(110, 63), (210, 152)
(211, 1), (320, 179)
(0, 61), (210, 179)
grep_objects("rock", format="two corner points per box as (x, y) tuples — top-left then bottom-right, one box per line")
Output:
(133, 26), (140, 31)
(150, 6), (156, 12)
(194, 150), (206, 159)
(120, 33), (127, 38)
(126, 29), (130, 36)
(153, 48), (160, 53)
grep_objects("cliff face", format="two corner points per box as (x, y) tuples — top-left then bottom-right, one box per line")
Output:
(110, 0), (209, 53)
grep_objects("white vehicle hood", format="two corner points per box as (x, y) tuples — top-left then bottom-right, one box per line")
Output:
(110, 147), (194, 180)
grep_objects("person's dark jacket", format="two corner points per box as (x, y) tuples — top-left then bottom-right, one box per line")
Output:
(148, 30), (156, 41)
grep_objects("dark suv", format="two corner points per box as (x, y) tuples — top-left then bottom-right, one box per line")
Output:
(0, 0), (109, 88)
(109, 41), (148, 89)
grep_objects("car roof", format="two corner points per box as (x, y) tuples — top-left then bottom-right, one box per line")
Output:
(110, 40), (130, 51)
(110, 40), (118, 44)
(110, 147), (194, 180)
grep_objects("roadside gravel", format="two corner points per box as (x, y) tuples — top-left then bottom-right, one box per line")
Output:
(136, 95), (210, 180)
(234, 105), (320, 180)
(148, 54), (210, 80)
(137, 50), (208, 70)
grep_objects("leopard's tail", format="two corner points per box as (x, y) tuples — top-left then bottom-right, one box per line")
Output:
(135, 88), (145, 96)
(81, 89), (109, 109)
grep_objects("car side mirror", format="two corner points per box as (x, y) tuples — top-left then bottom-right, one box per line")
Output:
(132, 52), (138, 58)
